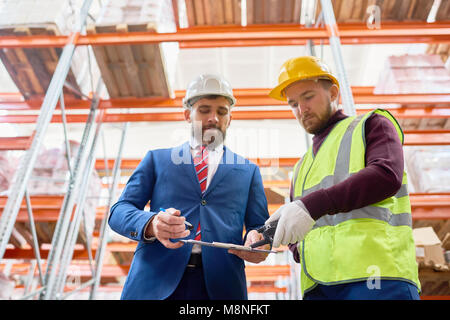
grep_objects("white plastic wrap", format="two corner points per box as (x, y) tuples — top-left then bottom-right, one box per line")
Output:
(28, 141), (101, 240)
(0, 151), (17, 195)
(404, 146), (450, 193)
(374, 54), (450, 94)
(1, 141), (102, 242)
(0, 272), (15, 300)
(0, 0), (101, 97)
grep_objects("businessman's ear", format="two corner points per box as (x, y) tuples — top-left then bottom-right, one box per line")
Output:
(184, 108), (192, 123)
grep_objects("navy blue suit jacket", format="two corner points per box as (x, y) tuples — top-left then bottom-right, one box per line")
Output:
(108, 142), (269, 300)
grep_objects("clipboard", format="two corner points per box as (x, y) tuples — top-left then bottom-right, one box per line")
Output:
(180, 239), (278, 253)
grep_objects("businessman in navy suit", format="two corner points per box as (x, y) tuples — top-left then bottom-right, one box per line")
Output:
(109, 74), (270, 300)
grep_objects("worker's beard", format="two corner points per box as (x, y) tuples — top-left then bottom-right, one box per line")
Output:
(191, 121), (226, 149)
(301, 100), (334, 135)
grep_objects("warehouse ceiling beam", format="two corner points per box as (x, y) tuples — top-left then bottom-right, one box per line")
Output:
(1, 87), (449, 110)
(0, 22), (449, 49)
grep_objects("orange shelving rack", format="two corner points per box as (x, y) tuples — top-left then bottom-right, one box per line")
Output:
(0, 0), (449, 300)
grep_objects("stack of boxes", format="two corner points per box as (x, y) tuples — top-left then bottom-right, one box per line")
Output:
(404, 147), (450, 194)
(89, 0), (179, 98)
(0, 0), (101, 99)
(374, 54), (450, 94)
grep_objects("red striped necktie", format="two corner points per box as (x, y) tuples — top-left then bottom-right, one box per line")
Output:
(193, 145), (208, 240)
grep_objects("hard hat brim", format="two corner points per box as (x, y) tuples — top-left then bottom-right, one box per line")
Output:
(269, 74), (340, 101)
(183, 93), (236, 109)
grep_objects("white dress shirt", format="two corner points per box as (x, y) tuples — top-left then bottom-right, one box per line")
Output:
(189, 136), (224, 189)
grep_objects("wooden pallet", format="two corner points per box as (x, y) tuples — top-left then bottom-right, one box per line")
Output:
(246, 0), (302, 24)
(419, 262), (450, 296)
(0, 194), (95, 249)
(398, 118), (450, 131)
(9, 220), (93, 250)
(316, 0), (434, 23)
(427, 43), (450, 63)
(185, 0), (304, 26)
(185, 0), (438, 26)
(110, 251), (135, 266)
(0, 25), (81, 100)
(86, 23), (173, 99)
(436, 0), (450, 21)
(185, 0), (242, 26)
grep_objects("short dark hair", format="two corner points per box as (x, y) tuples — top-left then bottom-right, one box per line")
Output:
(188, 94), (232, 108)
(318, 79), (334, 90)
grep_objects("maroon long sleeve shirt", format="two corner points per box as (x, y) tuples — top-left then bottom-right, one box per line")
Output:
(288, 109), (404, 262)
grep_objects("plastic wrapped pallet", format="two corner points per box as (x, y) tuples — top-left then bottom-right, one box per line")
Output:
(0, 151), (18, 195)
(404, 146), (450, 193)
(27, 141), (101, 242)
(0, 141), (102, 246)
(0, 0), (100, 99)
(88, 0), (179, 98)
(0, 272), (15, 300)
(374, 54), (450, 94)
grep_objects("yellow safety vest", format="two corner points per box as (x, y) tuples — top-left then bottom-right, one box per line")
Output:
(292, 109), (420, 296)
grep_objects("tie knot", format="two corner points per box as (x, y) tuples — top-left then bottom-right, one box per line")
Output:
(200, 145), (208, 155)
(194, 145), (208, 163)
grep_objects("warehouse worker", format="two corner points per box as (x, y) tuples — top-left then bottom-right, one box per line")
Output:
(109, 74), (270, 300)
(265, 56), (420, 300)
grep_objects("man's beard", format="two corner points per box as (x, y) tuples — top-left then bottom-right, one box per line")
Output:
(203, 127), (226, 148)
(301, 101), (333, 135)
(191, 122), (226, 148)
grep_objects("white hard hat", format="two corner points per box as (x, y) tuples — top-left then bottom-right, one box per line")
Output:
(183, 74), (236, 109)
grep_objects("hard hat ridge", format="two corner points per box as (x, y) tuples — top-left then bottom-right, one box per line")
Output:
(183, 74), (236, 109)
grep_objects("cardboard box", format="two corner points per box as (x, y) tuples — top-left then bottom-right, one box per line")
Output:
(442, 233), (450, 250)
(413, 227), (446, 265)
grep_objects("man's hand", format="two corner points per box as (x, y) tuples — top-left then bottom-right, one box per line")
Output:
(145, 208), (190, 249)
(228, 230), (269, 263)
(266, 200), (315, 248)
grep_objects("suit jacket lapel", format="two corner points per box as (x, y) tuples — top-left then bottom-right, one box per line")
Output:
(172, 142), (202, 197)
(203, 146), (234, 197)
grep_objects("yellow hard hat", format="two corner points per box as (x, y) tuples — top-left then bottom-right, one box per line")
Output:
(269, 56), (340, 101)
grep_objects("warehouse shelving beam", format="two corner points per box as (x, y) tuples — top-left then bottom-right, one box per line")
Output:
(1, 87), (449, 110)
(0, 0), (94, 262)
(1, 22), (450, 48)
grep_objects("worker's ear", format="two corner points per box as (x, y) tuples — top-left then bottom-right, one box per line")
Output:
(184, 108), (192, 123)
(329, 84), (339, 103)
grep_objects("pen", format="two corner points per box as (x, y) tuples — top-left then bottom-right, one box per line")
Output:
(159, 208), (194, 231)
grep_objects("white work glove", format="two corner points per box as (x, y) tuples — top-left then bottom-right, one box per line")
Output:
(266, 200), (315, 248)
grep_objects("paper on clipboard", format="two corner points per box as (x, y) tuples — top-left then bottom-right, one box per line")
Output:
(180, 239), (277, 253)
